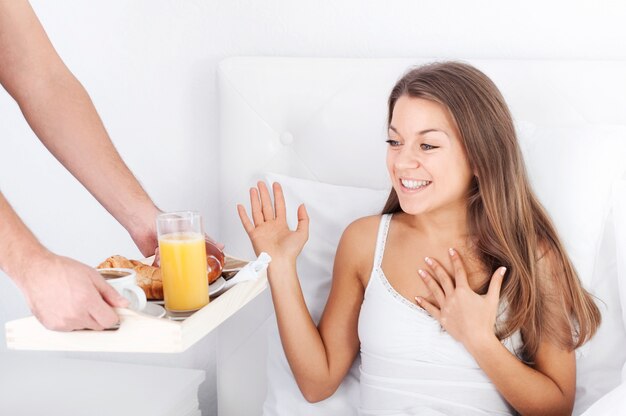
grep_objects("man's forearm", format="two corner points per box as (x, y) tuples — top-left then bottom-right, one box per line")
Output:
(17, 71), (159, 235)
(0, 192), (49, 285)
(0, 0), (159, 247)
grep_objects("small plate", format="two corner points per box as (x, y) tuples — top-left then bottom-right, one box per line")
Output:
(209, 276), (226, 295)
(148, 277), (227, 306)
(141, 302), (166, 319)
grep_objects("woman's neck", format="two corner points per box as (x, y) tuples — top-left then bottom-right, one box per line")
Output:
(396, 202), (471, 248)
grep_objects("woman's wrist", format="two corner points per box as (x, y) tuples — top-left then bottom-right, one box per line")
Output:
(464, 331), (500, 358)
(267, 256), (298, 282)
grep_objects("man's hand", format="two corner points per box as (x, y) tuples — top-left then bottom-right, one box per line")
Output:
(18, 252), (129, 331)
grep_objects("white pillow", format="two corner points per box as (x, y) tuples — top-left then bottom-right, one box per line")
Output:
(578, 180), (626, 415)
(261, 173), (389, 416)
(519, 124), (626, 286)
(519, 126), (626, 414)
(573, 192), (626, 414)
(579, 383), (626, 416)
(614, 180), (626, 348)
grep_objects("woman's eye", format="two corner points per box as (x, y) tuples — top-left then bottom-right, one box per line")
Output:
(386, 139), (401, 147)
(421, 143), (437, 151)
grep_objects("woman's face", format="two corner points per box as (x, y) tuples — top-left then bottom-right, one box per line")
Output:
(386, 95), (474, 216)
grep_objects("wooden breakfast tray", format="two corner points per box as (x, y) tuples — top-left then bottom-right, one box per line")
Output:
(4, 255), (268, 353)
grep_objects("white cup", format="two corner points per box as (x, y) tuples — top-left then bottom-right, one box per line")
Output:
(98, 268), (147, 312)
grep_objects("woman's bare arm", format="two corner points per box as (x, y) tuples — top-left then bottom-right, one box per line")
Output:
(238, 182), (372, 402)
(418, 249), (575, 415)
(466, 332), (575, 415)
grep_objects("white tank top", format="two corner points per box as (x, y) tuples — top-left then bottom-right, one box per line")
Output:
(357, 214), (522, 416)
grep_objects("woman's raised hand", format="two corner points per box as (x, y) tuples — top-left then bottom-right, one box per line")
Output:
(416, 248), (507, 350)
(237, 181), (309, 260)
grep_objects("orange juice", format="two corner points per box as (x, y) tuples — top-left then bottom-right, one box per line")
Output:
(159, 232), (209, 311)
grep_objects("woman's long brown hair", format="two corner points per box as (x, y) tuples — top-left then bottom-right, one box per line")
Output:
(383, 62), (600, 361)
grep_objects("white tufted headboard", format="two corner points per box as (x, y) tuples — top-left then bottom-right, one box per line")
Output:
(217, 57), (626, 258)
(215, 58), (626, 415)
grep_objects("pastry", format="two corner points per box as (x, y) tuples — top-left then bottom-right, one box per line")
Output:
(130, 262), (163, 300)
(97, 251), (224, 299)
(97, 254), (134, 269)
(97, 255), (163, 300)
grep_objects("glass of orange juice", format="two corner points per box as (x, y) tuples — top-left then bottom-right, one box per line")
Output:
(157, 211), (210, 314)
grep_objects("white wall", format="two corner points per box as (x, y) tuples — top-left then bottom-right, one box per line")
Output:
(1, 1), (625, 415)
(2, 0), (626, 267)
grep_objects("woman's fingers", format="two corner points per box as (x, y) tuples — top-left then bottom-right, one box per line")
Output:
(273, 182), (287, 220)
(296, 203), (309, 236)
(487, 267), (507, 303)
(424, 256), (455, 295)
(244, 181), (298, 229)
(448, 248), (470, 288)
(249, 187), (264, 226)
(257, 181), (275, 221)
(418, 269), (446, 307)
(415, 296), (441, 321)
(237, 204), (255, 234)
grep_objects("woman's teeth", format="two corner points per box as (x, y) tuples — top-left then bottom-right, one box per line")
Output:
(401, 179), (431, 189)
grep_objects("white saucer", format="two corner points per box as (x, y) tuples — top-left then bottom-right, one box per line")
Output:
(209, 276), (226, 295)
(148, 277), (227, 307)
(141, 302), (166, 318)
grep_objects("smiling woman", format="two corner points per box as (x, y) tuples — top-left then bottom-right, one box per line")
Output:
(367, 62), (602, 415)
(385, 96), (473, 216)
(236, 61), (601, 416)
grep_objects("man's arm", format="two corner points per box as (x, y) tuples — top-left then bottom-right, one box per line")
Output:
(0, 0), (152, 330)
(0, 0), (160, 256)
(0, 192), (128, 330)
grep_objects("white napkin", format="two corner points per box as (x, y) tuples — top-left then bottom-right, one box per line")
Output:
(223, 252), (271, 290)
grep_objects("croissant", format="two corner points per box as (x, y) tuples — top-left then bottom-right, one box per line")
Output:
(97, 254), (134, 269)
(97, 255), (163, 300)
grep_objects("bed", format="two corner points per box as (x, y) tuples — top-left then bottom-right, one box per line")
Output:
(215, 58), (626, 415)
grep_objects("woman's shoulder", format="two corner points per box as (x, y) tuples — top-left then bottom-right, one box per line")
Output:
(342, 214), (384, 242)
(336, 215), (384, 271)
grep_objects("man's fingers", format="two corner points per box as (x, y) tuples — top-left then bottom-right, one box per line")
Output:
(38, 310), (104, 332)
(257, 181), (275, 221)
(273, 182), (287, 220)
(237, 204), (255, 234)
(204, 234), (225, 251)
(249, 187), (264, 226)
(152, 247), (160, 267)
(87, 310), (113, 331)
(92, 272), (129, 308)
(91, 273), (128, 329)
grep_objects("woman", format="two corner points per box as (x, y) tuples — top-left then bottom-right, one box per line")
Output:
(237, 62), (600, 415)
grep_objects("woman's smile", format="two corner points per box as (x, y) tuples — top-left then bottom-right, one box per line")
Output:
(399, 178), (432, 193)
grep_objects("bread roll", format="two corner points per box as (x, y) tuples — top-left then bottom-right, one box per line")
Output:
(131, 262), (163, 300)
(97, 255), (163, 300)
